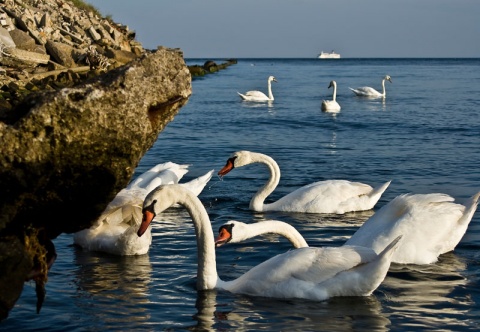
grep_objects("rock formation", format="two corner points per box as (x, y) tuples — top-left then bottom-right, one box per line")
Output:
(0, 0), (192, 320)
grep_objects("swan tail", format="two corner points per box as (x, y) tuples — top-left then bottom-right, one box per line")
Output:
(378, 235), (402, 258)
(179, 169), (214, 197)
(369, 180), (391, 201)
(458, 191), (480, 226)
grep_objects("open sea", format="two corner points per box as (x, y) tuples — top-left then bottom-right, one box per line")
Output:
(2, 58), (480, 331)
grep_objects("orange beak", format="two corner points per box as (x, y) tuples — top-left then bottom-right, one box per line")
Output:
(137, 210), (155, 237)
(215, 227), (232, 247)
(218, 158), (234, 177)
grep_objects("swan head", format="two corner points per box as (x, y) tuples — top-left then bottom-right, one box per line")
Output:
(328, 80), (336, 89)
(137, 184), (183, 237)
(384, 75), (392, 83)
(268, 76), (277, 83)
(218, 150), (253, 177)
(215, 221), (251, 247)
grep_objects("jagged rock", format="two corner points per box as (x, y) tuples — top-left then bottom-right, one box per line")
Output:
(8, 28), (36, 51)
(0, 46), (192, 320)
(44, 39), (75, 67)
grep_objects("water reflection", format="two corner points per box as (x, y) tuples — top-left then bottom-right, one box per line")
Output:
(73, 249), (153, 324)
(191, 288), (392, 331)
(379, 252), (472, 329)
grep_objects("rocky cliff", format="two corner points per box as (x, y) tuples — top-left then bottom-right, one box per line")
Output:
(0, 0), (192, 320)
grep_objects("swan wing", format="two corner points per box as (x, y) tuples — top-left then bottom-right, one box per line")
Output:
(127, 162), (189, 191)
(226, 245), (381, 299)
(179, 169), (214, 196)
(349, 87), (381, 97)
(269, 180), (380, 214)
(345, 193), (469, 264)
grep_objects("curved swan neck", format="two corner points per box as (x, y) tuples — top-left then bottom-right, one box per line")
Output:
(246, 220), (309, 248)
(381, 79), (386, 96)
(248, 153), (281, 211)
(267, 80), (274, 100)
(177, 189), (219, 290)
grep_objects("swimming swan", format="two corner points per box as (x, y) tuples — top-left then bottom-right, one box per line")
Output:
(73, 163), (214, 255)
(349, 75), (392, 98)
(321, 80), (341, 112)
(215, 192), (480, 265)
(137, 184), (402, 301)
(238, 76), (277, 102)
(218, 150), (391, 214)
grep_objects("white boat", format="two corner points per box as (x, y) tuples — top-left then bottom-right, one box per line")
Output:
(318, 51), (341, 59)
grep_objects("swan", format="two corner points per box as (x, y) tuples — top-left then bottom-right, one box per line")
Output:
(137, 184), (402, 301)
(345, 192), (480, 264)
(215, 192), (480, 265)
(237, 76), (277, 102)
(218, 150), (391, 214)
(349, 75), (392, 98)
(321, 80), (341, 112)
(73, 163), (214, 255)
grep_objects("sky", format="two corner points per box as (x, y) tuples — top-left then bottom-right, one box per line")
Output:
(85, 0), (480, 59)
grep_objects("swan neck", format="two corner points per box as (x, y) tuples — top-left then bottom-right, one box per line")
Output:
(249, 153), (281, 211)
(180, 191), (220, 290)
(381, 79), (386, 96)
(332, 83), (337, 101)
(268, 80), (274, 100)
(249, 220), (308, 248)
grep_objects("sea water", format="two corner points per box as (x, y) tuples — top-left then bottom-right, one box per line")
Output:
(2, 58), (480, 331)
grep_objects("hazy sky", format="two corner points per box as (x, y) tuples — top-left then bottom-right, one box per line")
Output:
(86, 0), (479, 58)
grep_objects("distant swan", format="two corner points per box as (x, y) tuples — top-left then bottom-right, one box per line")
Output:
(215, 192), (480, 265)
(218, 150), (390, 214)
(238, 76), (277, 102)
(321, 80), (341, 112)
(73, 163), (213, 255)
(349, 75), (392, 98)
(137, 184), (402, 301)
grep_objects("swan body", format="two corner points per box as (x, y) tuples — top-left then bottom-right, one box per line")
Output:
(137, 184), (401, 301)
(349, 75), (392, 98)
(218, 150), (390, 214)
(238, 76), (277, 102)
(73, 163), (214, 255)
(321, 80), (341, 112)
(345, 192), (480, 264)
(216, 191), (480, 265)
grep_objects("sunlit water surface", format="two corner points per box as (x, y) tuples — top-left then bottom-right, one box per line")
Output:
(3, 58), (480, 331)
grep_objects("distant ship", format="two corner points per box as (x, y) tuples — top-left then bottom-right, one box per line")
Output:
(318, 51), (341, 59)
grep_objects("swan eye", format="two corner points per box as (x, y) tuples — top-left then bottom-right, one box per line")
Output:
(142, 199), (157, 215)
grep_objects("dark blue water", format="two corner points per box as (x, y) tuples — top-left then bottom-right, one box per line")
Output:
(3, 58), (480, 331)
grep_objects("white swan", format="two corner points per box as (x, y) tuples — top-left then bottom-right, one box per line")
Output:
(349, 75), (392, 98)
(73, 163), (214, 255)
(321, 80), (341, 112)
(237, 76), (277, 102)
(137, 184), (402, 301)
(215, 192), (480, 265)
(345, 192), (480, 264)
(218, 150), (391, 214)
